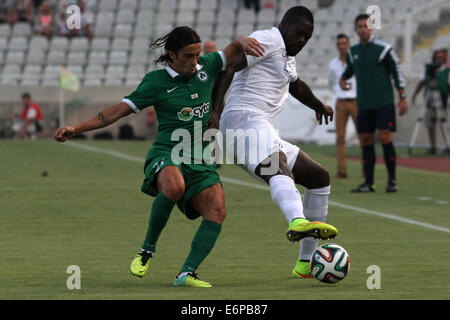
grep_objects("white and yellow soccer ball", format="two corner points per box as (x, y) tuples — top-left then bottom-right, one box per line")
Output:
(310, 243), (350, 284)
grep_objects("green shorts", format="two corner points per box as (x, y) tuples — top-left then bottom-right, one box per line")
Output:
(141, 155), (221, 220)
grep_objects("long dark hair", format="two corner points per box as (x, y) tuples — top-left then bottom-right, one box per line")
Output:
(150, 26), (201, 66)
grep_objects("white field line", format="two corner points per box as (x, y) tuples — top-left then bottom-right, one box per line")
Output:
(65, 141), (450, 234)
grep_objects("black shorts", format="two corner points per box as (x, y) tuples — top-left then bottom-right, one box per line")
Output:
(357, 104), (396, 134)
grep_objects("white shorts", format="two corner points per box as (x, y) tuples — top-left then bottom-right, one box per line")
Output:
(219, 109), (300, 181)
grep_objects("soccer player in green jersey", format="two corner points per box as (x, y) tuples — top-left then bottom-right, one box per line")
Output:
(54, 26), (264, 288)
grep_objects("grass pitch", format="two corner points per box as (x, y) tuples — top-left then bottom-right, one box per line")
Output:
(1, 140), (449, 300)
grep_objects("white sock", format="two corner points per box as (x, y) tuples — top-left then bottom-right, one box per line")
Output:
(269, 175), (305, 223)
(299, 185), (330, 261)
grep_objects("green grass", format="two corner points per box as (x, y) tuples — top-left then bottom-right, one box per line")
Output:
(1, 140), (449, 300)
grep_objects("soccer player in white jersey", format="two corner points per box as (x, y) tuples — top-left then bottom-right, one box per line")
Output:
(211, 6), (338, 279)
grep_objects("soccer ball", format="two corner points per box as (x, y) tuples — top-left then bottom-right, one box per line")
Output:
(310, 243), (350, 284)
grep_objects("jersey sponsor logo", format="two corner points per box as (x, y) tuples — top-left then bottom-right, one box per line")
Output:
(167, 86), (177, 93)
(353, 54), (359, 60)
(177, 102), (210, 121)
(197, 70), (208, 82)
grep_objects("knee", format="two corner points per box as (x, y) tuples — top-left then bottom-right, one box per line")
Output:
(378, 131), (392, 145)
(162, 179), (185, 201)
(306, 166), (330, 189)
(206, 206), (227, 224)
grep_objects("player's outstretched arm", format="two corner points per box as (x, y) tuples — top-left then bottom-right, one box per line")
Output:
(223, 36), (264, 66)
(54, 102), (133, 142)
(289, 78), (334, 125)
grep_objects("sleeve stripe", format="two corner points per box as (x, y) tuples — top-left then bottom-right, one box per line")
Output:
(389, 50), (406, 88)
(378, 44), (392, 62)
(122, 98), (140, 113)
(218, 50), (227, 71)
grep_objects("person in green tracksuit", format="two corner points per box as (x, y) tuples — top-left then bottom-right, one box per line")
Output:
(54, 26), (265, 287)
(340, 14), (408, 193)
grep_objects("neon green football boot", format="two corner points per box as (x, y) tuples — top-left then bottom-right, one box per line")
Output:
(292, 260), (313, 279)
(287, 218), (338, 242)
(173, 272), (212, 288)
(130, 250), (153, 278)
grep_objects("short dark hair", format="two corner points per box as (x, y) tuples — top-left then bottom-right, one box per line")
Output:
(336, 33), (349, 41)
(354, 14), (370, 26)
(22, 93), (31, 99)
(150, 26), (201, 66)
(281, 6), (314, 26)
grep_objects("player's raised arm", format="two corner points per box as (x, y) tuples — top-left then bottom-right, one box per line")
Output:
(54, 102), (133, 142)
(222, 36), (265, 66)
(289, 78), (334, 125)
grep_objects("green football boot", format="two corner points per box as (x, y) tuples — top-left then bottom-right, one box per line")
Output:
(173, 272), (212, 288)
(130, 250), (153, 278)
(287, 218), (338, 242)
(292, 260), (313, 279)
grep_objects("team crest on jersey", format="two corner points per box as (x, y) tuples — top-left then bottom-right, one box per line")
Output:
(177, 103), (210, 121)
(197, 70), (209, 82)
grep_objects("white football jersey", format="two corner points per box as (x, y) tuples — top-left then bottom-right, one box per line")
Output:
(224, 27), (298, 120)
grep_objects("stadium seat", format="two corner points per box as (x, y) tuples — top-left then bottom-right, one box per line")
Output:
(214, 22), (234, 39)
(67, 52), (86, 66)
(0, 51), (3, 66)
(84, 79), (103, 86)
(199, 0), (218, 11)
(0, 24), (10, 37)
(114, 24), (133, 38)
(49, 37), (69, 52)
(236, 23), (254, 37)
(196, 8), (216, 25)
(154, 24), (175, 38)
(131, 38), (150, 53)
(108, 51), (128, 65)
(112, 38), (131, 51)
(176, 10), (196, 26)
(216, 7), (235, 24)
(117, 10), (135, 24)
(69, 38), (89, 52)
(99, 0), (118, 12)
(159, 0), (178, 11)
(88, 51), (108, 66)
(8, 37), (28, 52)
(139, 0), (157, 10)
(129, 51), (148, 65)
(46, 51), (66, 65)
(119, 0), (137, 11)
(237, 9), (256, 25)
(0, 37), (7, 51)
(196, 24), (214, 41)
(257, 8), (276, 25)
(126, 64), (147, 79)
(179, 0), (198, 11)
(6, 51), (25, 65)
(26, 51), (46, 65)
(137, 10), (153, 25)
(90, 38), (110, 51)
(134, 22), (154, 38)
(29, 37), (49, 52)
(12, 23), (32, 37)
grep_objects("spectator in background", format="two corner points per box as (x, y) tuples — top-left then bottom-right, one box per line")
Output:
(78, 0), (93, 40)
(243, 0), (260, 13)
(412, 49), (449, 155)
(15, 93), (44, 140)
(34, 1), (53, 39)
(9, 0), (33, 24)
(328, 34), (358, 178)
(0, 0), (15, 25)
(57, 11), (71, 38)
(203, 40), (217, 55)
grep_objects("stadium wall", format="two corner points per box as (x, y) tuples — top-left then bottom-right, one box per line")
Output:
(0, 77), (448, 148)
